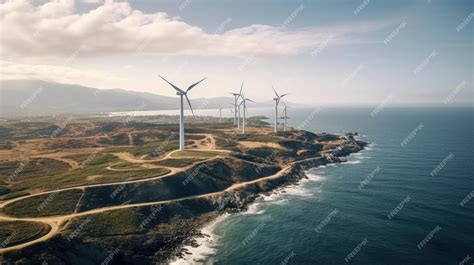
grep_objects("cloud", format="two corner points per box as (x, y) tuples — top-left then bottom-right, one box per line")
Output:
(80, 0), (103, 3)
(0, 60), (123, 88)
(0, 0), (392, 58)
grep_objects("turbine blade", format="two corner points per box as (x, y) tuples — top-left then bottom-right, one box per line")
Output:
(280, 93), (289, 98)
(272, 86), (279, 97)
(187, 77), (207, 92)
(159, 75), (185, 94)
(246, 98), (255, 103)
(240, 82), (243, 96)
(185, 94), (195, 116)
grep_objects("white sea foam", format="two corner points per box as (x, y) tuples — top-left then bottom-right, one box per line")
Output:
(170, 214), (230, 265)
(240, 200), (266, 215)
(171, 142), (370, 264)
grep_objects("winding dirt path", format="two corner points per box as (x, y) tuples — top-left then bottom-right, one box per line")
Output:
(0, 142), (345, 254)
(0, 164), (292, 254)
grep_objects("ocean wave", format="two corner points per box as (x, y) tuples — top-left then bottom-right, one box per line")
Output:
(240, 200), (266, 215)
(169, 214), (230, 265)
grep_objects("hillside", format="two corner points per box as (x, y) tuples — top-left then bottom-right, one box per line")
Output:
(0, 80), (238, 114)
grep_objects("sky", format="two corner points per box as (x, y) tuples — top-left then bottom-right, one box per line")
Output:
(0, 0), (472, 106)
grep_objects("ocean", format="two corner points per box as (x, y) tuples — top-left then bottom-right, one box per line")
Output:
(172, 106), (473, 265)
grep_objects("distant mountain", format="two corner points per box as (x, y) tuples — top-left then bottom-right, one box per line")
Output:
(0, 80), (263, 115)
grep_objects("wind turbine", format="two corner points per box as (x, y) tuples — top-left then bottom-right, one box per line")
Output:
(230, 83), (243, 126)
(240, 92), (254, 133)
(158, 75), (206, 151)
(272, 86), (288, 132)
(218, 105), (222, 122)
(280, 101), (290, 132)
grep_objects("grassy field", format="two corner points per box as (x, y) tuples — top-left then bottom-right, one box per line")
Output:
(151, 158), (202, 168)
(66, 208), (145, 237)
(4, 152), (170, 195)
(108, 163), (145, 170)
(0, 158), (71, 181)
(2, 189), (83, 218)
(0, 221), (50, 248)
(169, 150), (221, 158)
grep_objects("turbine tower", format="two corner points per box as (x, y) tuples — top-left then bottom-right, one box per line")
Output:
(158, 75), (206, 151)
(240, 92), (254, 133)
(230, 83), (243, 126)
(218, 105), (222, 122)
(272, 86), (288, 132)
(281, 101), (290, 132)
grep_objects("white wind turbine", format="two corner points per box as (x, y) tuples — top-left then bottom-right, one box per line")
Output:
(230, 83), (243, 126)
(240, 92), (254, 133)
(280, 101), (290, 132)
(272, 86), (288, 132)
(218, 105), (222, 122)
(159, 75), (206, 151)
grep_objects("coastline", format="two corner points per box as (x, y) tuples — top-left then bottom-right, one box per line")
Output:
(169, 136), (370, 264)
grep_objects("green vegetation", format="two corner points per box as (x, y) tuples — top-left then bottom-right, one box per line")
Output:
(0, 221), (50, 248)
(0, 185), (10, 195)
(0, 158), (71, 182)
(104, 140), (180, 159)
(169, 150), (221, 158)
(2, 189), (83, 218)
(109, 163), (145, 170)
(151, 158), (202, 168)
(97, 133), (130, 145)
(232, 133), (282, 143)
(64, 152), (116, 165)
(66, 208), (145, 237)
(214, 136), (240, 152)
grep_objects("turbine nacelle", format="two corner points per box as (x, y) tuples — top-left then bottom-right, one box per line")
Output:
(158, 75), (206, 151)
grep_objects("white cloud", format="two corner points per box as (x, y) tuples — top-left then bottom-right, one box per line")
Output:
(81, 0), (103, 3)
(0, 0), (392, 58)
(0, 60), (123, 88)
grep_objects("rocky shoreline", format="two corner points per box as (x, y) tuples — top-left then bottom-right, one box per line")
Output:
(0, 131), (368, 265)
(168, 134), (368, 264)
